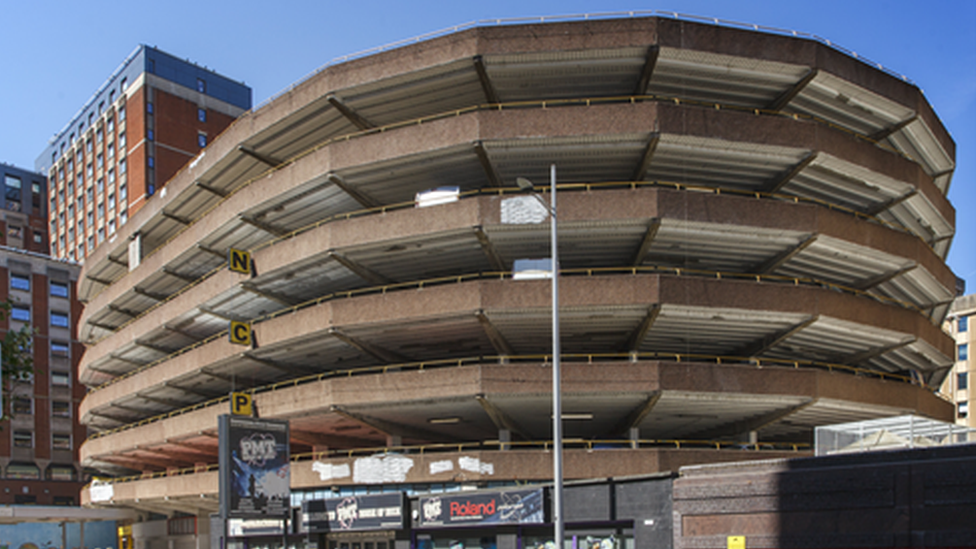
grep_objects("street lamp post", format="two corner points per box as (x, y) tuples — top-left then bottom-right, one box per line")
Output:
(516, 164), (562, 548)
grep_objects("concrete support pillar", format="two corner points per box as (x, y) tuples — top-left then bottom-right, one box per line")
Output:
(630, 427), (641, 449)
(196, 514), (211, 549)
(749, 430), (759, 445)
(499, 429), (511, 451)
(386, 435), (402, 447)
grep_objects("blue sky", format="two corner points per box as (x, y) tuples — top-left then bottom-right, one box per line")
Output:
(1, 0), (974, 285)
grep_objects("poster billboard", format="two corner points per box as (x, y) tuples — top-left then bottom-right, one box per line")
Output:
(418, 488), (545, 528)
(303, 493), (405, 532)
(219, 415), (291, 518)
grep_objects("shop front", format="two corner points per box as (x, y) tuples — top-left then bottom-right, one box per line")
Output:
(412, 488), (552, 549)
(302, 492), (407, 549)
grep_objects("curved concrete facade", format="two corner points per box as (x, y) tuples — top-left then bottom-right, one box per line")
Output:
(75, 15), (957, 516)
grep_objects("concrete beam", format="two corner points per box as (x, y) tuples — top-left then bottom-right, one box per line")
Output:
(476, 310), (514, 357)
(326, 94), (376, 131)
(472, 55), (499, 105)
(475, 394), (530, 440)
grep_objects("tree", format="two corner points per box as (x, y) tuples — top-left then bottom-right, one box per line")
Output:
(0, 298), (36, 421)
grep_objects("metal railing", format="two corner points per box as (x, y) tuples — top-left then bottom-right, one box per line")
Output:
(86, 349), (918, 441)
(258, 10), (914, 113)
(85, 436), (811, 487)
(83, 261), (924, 396)
(83, 89), (936, 305)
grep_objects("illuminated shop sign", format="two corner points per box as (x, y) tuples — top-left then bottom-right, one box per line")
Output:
(418, 489), (544, 528)
(303, 493), (405, 532)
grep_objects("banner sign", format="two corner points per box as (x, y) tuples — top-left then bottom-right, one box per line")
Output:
(219, 415), (290, 519)
(228, 518), (285, 537)
(303, 493), (405, 532)
(418, 489), (544, 528)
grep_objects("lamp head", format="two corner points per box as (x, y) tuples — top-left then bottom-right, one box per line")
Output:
(515, 177), (535, 191)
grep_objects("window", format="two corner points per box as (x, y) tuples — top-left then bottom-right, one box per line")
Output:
(198, 108), (206, 122)
(107, 117), (115, 133)
(198, 133), (207, 148)
(13, 397), (31, 415)
(119, 158), (127, 174)
(51, 281), (69, 298)
(197, 78), (206, 93)
(8, 225), (22, 239)
(5, 174), (22, 203)
(119, 183), (127, 201)
(97, 228), (105, 243)
(146, 102), (153, 114)
(97, 153), (104, 169)
(10, 274), (30, 291)
(7, 463), (39, 479)
(51, 311), (69, 328)
(96, 128), (103, 143)
(959, 372), (969, 391)
(11, 305), (29, 322)
(108, 169), (115, 184)
(148, 156), (155, 168)
(961, 344), (969, 361)
(52, 434), (71, 450)
(52, 400), (70, 418)
(51, 371), (69, 386)
(119, 131), (126, 150)
(97, 178), (104, 193)
(147, 129), (154, 141)
(51, 341), (69, 356)
(97, 202), (104, 219)
(961, 316), (969, 333)
(49, 466), (75, 482)
(86, 138), (92, 153)
(118, 104), (126, 120)
(13, 431), (32, 448)
(960, 401), (970, 419)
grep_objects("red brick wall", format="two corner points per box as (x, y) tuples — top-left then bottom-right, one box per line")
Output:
(126, 88), (148, 215)
(31, 271), (50, 460)
(154, 88), (238, 188)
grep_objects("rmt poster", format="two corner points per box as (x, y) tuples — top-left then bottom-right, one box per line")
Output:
(219, 415), (290, 518)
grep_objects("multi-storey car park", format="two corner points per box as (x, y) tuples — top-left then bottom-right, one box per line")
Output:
(74, 12), (958, 545)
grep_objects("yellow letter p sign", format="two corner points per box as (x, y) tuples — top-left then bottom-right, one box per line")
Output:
(231, 392), (253, 416)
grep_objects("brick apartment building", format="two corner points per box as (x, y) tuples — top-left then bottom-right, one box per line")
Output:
(36, 46), (251, 262)
(0, 162), (83, 504)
